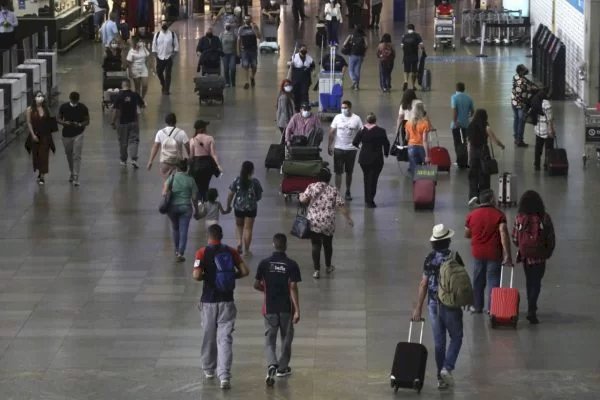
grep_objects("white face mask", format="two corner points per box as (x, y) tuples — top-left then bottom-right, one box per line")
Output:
(407, 29), (414, 34)
(301, 110), (310, 118)
(70, 102), (78, 107)
(35, 96), (44, 104)
(110, 43), (118, 49)
(270, 0), (276, 5)
(284, 85), (293, 92)
(342, 109), (351, 117)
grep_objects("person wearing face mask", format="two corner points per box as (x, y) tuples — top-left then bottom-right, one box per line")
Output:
(25, 92), (57, 185)
(285, 103), (322, 148)
(111, 80), (145, 168)
(57, 92), (89, 187)
(342, 27), (367, 91)
(400, 24), (424, 91)
(126, 36), (152, 99)
(324, 0), (342, 45)
(0, 0), (17, 50)
(511, 64), (538, 147)
(289, 45), (315, 110)
(99, 12), (120, 49)
(196, 27), (223, 75)
(220, 23), (238, 87)
(152, 21), (180, 95)
(102, 39), (124, 72)
(215, 2), (241, 32)
(328, 100), (363, 200)
(237, 16), (261, 90)
(259, 0), (280, 52)
(276, 79), (295, 140)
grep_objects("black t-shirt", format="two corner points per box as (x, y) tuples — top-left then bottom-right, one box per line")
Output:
(255, 252), (301, 314)
(467, 123), (489, 148)
(58, 102), (89, 138)
(401, 32), (423, 61)
(322, 54), (348, 72)
(113, 90), (144, 124)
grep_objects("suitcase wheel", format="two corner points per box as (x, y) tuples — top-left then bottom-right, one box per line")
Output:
(390, 377), (395, 389)
(490, 317), (496, 329)
(413, 379), (422, 392)
(393, 385), (399, 393)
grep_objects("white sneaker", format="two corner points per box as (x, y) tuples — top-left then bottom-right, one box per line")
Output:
(312, 270), (320, 279)
(468, 197), (479, 207)
(220, 379), (231, 390)
(204, 371), (215, 379)
(119, 161), (127, 167)
(440, 368), (454, 387)
(131, 160), (140, 169)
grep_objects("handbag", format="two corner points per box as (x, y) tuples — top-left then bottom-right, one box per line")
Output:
(341, 35), (353, 56)
(290, 205), (311, 239)
(158, 173), (175, 214)
(390, 125), (409, 162)
(480, 144), (499, 175)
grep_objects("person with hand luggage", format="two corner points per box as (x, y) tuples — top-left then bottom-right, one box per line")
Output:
(511, 190), (555, 324)
(404, 102), (432, 176)
(254, 233), (301, 385)
(189, 120), (222, 202)
(288, 45), (315, 109)
(412, 224), (465, 390)
(531, 89), (556, 171)
(285, 102), (322, 147)
(400, 24), (424, 92)
(450, 82), (474, 168)
(465, 189), (513, 314)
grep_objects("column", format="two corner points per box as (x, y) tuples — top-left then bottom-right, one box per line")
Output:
(394, 0), (406, 22)
(584, 0), (600, 105)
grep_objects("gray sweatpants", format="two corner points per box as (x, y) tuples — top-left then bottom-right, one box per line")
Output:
(62, 134), (84, 179)
(200, 301), (237, 380)
(117, 122), (139, 162)
(264, 312), (294, 370)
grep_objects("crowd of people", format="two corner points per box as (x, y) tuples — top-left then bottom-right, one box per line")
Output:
(16, 0), (562, 394)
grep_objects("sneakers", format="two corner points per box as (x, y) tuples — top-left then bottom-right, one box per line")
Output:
(120, 161), (127, 167)
(276, 367), (292, 377)
(220, 379), (231, 390)
(516, 141), (529, 148)
(37, 176), (45, 185)
(251, 78), (256, 87)
(244, 82), (250, 90)
(204, 370), (215, 379)
(312, 270), (320, 279)
(68, 175), (74, 183)
(468, 197), (479, 208)
(326, 265), (335, 273)
(526, 314), (540, 324)
(437, 378), (449, 390)
(469, 305), (483, 314)
(345, 192), (352, 201)
(265, 365), (277, 386)
(131, 160), (140, 169)
(175, 254), (186, 263)
(73, 179), (80, 187)
(440, 368), (454, 387)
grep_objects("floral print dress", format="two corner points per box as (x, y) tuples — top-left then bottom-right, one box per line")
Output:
(300, 182), (345, 237)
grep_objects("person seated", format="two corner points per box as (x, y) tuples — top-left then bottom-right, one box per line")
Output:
(436, 0), (454, 17)
(102, 39), (124, 72)
(285, 103), (323, 147)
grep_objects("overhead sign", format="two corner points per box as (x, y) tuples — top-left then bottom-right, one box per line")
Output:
(566, 0), (584, 14)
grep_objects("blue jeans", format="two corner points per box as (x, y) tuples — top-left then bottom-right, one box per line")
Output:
(167, 204), (193, 255)
(379, 62), (393, 90)
(472, 259), (502, 312)
(428, 303), (463, 377)
(222, 53), (236, 86)
(512, 106), (525, 143)
(408, 145), (425, 175)
(348, 55), (364, 85)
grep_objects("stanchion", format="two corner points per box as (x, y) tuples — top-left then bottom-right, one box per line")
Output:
(476, 23), (488, 58)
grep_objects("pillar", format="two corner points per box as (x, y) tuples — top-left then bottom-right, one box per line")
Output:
(394, 0), (406, 22)
(584, 0), (600, 105)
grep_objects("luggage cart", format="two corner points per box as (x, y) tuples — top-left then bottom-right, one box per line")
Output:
(259, 14), (280, 53)
(433, 16), (456, 50)
(507, 10), (526, 45)
(583, 108), (600, 167)
(102, 71), (128, 111)
(318, 46), (343, 120)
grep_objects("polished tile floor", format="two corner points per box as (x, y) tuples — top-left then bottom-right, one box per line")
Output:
(1, 1), (599, 399)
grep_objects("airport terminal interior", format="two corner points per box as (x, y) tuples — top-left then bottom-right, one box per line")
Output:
(1, 0), (600, 398)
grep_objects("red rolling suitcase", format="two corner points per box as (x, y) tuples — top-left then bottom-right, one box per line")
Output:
(413, 180), (436, 210)
(390, 319), (427, 394)
(428, 130), (451, 172)
(490, 266), (520, 329)
(281, 175), (318, 195)
(546, 138), (568, 176)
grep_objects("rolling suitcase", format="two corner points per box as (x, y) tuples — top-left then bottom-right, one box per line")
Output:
(281, 175), (319, 194)
(490, 266), (520, 329)
(265, 144), (285, 170)
(194, 74), (225, 103)
(390, 319), (427, 394)
(282, 160), (324, 177)
(420, 69), (432, 91)
(413, 180), (436, 210)
(547, 139), (568, 176)
(289, 146), (320, 161)
(498, 172), (517, 207)
(428, 130), (451, 172)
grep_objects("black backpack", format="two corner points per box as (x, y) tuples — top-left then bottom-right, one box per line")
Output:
(350, 35), (366, 56)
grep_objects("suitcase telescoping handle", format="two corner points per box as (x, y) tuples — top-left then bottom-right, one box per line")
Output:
(499, 265), (514, 289)
(428, 129), (439, 147)
(408, 318), (425, 344)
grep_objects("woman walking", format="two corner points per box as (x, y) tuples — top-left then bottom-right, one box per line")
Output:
(395, 89), (419, 144)
(276, 79), (295, 141)
(404, 102), (432, 175)
(299, 168), (353, 279)
(343, 27), (367, 90)
(26, 91), (56, 185)
(189, 120), (222, 202)
(511, 190), (555, 324)
(352, 113), (390, 208)
(226, 161), (263, 256)
(376, 33), (395, 92)
(126, 36), (152, 99)
(164, 159), (200, 262)
(466, 109), (505, 206)
(324, 0), (343, 45)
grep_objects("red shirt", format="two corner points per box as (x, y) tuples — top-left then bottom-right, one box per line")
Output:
(465, 206), (507, 261)
(436, 4), (453, 15)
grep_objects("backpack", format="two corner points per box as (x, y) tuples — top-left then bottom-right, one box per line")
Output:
(233, 179), (259, 211)
(209, 245), (237, 293)
(154, 30), (177, 52)
(516, 213), (555, 259)
(438, 252), (474, 308)
(160, 127), (182, 164)
(379, 44), (394, 63)
(350, 35), (366, 56)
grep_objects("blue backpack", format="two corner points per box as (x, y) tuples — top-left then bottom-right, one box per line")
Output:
(210, 245), (236, 292)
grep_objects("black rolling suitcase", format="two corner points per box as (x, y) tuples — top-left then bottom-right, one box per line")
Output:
(390, 319), (427, 393)
(265, 144), (285, 170)
(194, 74), (225, 103)
(289, 146), (320, 161)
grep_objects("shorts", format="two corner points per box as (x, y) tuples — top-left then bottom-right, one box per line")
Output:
(333, 149), (357, 175)
(403, 59), (418, 73)
(234, 208), (257, 219)
(241, 49), (258, 69)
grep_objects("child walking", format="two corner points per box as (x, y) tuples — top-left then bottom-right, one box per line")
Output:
(199, 188), (229, 228)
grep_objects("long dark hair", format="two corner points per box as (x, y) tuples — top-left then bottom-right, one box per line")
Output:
(30, 91), (50, 118)
(518, 190), (546, 215)
(467, 108), (488, 145)
(239, 160), (254, 189)
(400, 89), (417, 110)
(380, 33), (392, 43)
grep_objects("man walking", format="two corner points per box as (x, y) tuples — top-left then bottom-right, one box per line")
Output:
(464, 189), (513, 314)
(147, 113), (190, 179)
(328, 100), (363, 201)
(291, 0), (307, 22)
(450, 82), (474, 168)
(111, 80), (145, 168)
(412, 224), (464, 390)
(237, 15), (260, 90)
(152, 21), (179, 95)
(100, 11), (119, 48)
(254, 233), (301, 386)
(193, 224), (250, 390)
(57, 92), (89, 186)
(400, 24), (424, 91)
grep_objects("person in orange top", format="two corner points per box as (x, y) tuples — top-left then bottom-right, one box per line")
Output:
(404, 101), (433, 175)
(436, 0), (454, 17)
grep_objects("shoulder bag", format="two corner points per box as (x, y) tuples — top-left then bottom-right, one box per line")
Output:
(158, 173), (175, 214)
(390, 124), (409, 162)
(290, 184), (327, 239)
(480, 143), (499, 175)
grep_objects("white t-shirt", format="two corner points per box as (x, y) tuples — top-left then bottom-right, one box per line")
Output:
(155, 126), (189, 163)
(126, 46), (150, 78)
(331, 113), (363, 150)
(398, 99), (424, 121)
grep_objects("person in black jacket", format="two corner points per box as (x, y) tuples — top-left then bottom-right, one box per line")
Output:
(352, 112), (390, 208)
(196, 27), (223, 74)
